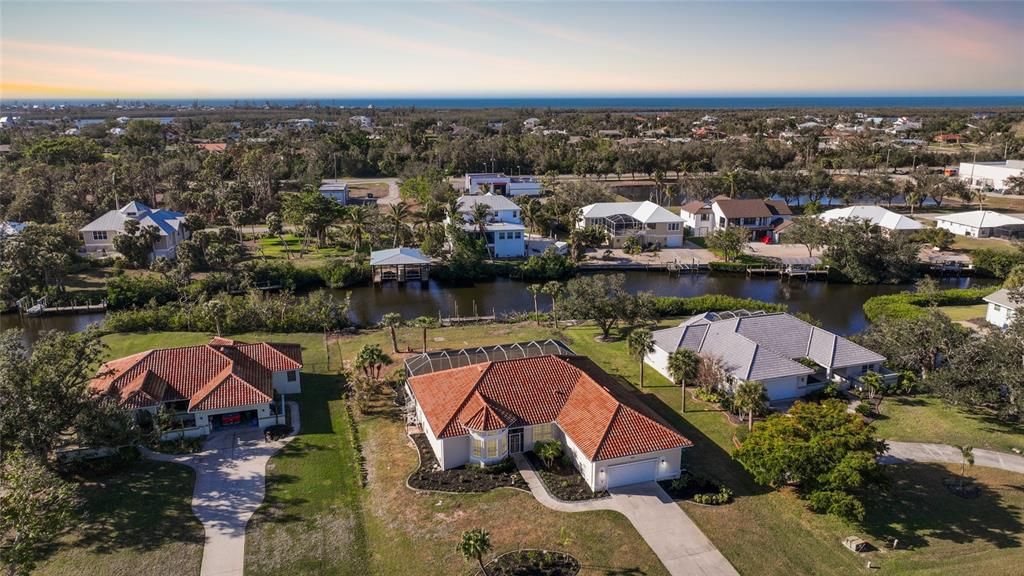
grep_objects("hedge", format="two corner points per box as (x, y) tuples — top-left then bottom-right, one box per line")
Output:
(862, 287), (992, 322)
(653, 295), (787, 317)
(971, 249), (1024, 279)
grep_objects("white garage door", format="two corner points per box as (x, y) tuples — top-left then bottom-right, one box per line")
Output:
(606, 459), (658, 488)
(666, 235), (683, 248)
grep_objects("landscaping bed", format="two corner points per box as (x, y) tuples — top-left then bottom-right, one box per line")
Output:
(480, 549), (581, 576)
(659, 472), (734, 506)
(407, 433), (526, 493)
(525, 452), (607, 501)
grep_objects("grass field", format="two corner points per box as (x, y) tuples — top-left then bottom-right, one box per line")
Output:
(938, 303), (989, 322)
(71, 324), (1024, 575)
(950, 235), (1020, 254)
(33, 461), (204, 576)
(873, 396), (1024, 454)
(255, 233), (353, 264)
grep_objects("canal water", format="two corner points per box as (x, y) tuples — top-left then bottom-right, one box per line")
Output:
(1, 272), (987, 344)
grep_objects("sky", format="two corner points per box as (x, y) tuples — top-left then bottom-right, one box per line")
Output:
(1, 1), (1023, 99)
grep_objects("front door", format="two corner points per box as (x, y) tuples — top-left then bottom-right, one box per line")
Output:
(509, 428), (523, 454)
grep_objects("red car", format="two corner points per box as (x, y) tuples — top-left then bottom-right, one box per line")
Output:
(221, 413), (242, 426)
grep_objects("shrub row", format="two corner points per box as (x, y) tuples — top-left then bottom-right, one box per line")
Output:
(971, 249), (1024, 279)
(652, 295), (787, 317)
(862, 287), (992, 322)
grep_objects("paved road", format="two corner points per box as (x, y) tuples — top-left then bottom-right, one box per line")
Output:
(514, 454), (738, 576)
(146, 402), (301, 576)
(881, 441), (1024, 474)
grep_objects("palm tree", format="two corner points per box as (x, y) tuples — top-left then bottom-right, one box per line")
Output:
(542, 281), (563, 329)
(354, 343), (393, 381)
(457, 528), (494, 576)
(470, 202), (493, 238)
(733, 380), (768, 431)
(344, 205), (372, 254)
(722, 168), (740, 198)
(627, 328), (655, 389)
(519, 198), (544, 235)
(413, 316), (434, 353)
(380, 312), (402, 353)
(668, 349), (700, 413)
(387, 202), (410, 248)
(527, 284), (542, 325)
(958, 445), (974, 488)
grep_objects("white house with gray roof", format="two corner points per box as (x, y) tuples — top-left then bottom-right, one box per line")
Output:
(445, 194), (525, 258)
(984, 288), (1019, 329)
(79, 201), (188, 261)
(646, 311), (887, 401)
(578, 201), (685, 248)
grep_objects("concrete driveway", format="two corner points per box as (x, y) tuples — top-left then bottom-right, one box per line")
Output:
(881, 441), (1024, 474)
(514, 454), (738, 576)
(146, 402), (301, 576)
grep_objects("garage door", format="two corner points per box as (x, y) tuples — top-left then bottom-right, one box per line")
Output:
(606, 459), (658, 488)
(666, 235), (683, 248)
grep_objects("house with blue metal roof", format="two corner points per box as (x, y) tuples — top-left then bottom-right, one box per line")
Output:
(79, 201), (189, 261)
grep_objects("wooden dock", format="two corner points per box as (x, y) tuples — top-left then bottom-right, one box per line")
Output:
(747, 266), (829, 280)
(25, 302), (107, 316)
(439, 315), (496, 327)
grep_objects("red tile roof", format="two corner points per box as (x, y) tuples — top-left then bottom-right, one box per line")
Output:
(407, 355), (691, 462)
(91, 338), (302, 412)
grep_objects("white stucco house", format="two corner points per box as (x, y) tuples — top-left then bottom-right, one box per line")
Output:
(678, 201), (715, 237)
(464, 173), (542, 197)
(959, 160), (1024, 192)
(819, 206), (923, 235)
(405, 345), (691, 491)
(90, 337), (302, 440)
(646, 311), (889, 402)
(984, 288), (1019, 329)
(446, 194), (526, 258)
(710, 199), (793, 241)
(79, 201), (188, 260)
(577, 201), (686, 248)
(934, 211), (1024, 239)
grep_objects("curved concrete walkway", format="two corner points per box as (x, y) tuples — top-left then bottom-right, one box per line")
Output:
(881, 441), (1024, 474)
(145, 402), (301, 576)
(513, 454), (738, 576)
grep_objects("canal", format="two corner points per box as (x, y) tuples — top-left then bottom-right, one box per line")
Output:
(1, 272), (988, 344)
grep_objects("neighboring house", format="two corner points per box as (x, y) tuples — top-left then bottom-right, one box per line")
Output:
(464, 173), (542, 197)
(446, 194), (526, 258)
(984, 288), (1019, 329)
(349, 115), (374, 129)
(1, 221), (25, 238)
(646, 311), (888, 402)
(90, 337), (302, 439)
(711, 199), (793, 241)
(819, 206), (923, 235)
(679, 201), (715, 237)
(523, 117), (541, 130)
(194, 142), (227, 153)
(370, 247), (431, 283)
(405, 346), (691, 490)
(935, 210), (1024, 238)
(577, 201), (686, 248)
(79, 201), (188, 260)
(319, 179), (349, 205)
(958, 160), (1024, 192)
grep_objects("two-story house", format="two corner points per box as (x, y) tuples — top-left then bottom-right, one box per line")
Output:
(577, 201), (686, 248)
(679, 201), (715, 237)
(79, 201), (189, 261)
(710, 199), (792, 241)
(445, 194), (526, 258)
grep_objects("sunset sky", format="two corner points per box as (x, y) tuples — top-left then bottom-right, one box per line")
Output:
(2, 1), (1022, 99)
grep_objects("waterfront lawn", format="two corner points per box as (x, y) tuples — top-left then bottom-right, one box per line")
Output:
(255, 233), (352, 264)
(33, 461), (204, 576)
(873, 395), (1024, 454)
(951, 235), (1019, 254)
(938, 303), (989, 322)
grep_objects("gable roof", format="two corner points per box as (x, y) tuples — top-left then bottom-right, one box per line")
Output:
(679, 201), (710, 216)
(579, 201), (684, 224)
(80, 201), (185, 236)
(407, 354), (690, 461)
(820, 206), (924, 231)
(90, 338), (302, 412)
(984, 288), (1021, 310)
(714, 199), (792, 219)
(370, 247), (431, 266)
(935, 211), (1024, 229)
(652, 311), (884, 381)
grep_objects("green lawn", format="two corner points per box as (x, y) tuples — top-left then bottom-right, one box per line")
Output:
(255, 233), (353, 265)
(83, 324), (1024, 575)
(874, 396), (1024, 453)
(33, 461), (204, 576)
(938, 303), (989, 322)
(951, 235), (1019, 254)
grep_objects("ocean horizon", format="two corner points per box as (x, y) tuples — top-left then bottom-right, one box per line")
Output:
(3, 95), (1023, 110)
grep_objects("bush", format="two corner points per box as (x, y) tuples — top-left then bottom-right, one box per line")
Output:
(855, 402), (874, 417)
(57, 445), (140, 477)
(693, 486), (734, 505)
(317, 260), (370, 288)
(264, 424), (292, 440)
(862, 287), (992, 322)
(652, 295), (786, 317)
(694, 387), (725, 403)
(518, 250), (576, 281)
(971, 249), (1024, 279)
(106, 274), (179, 309)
